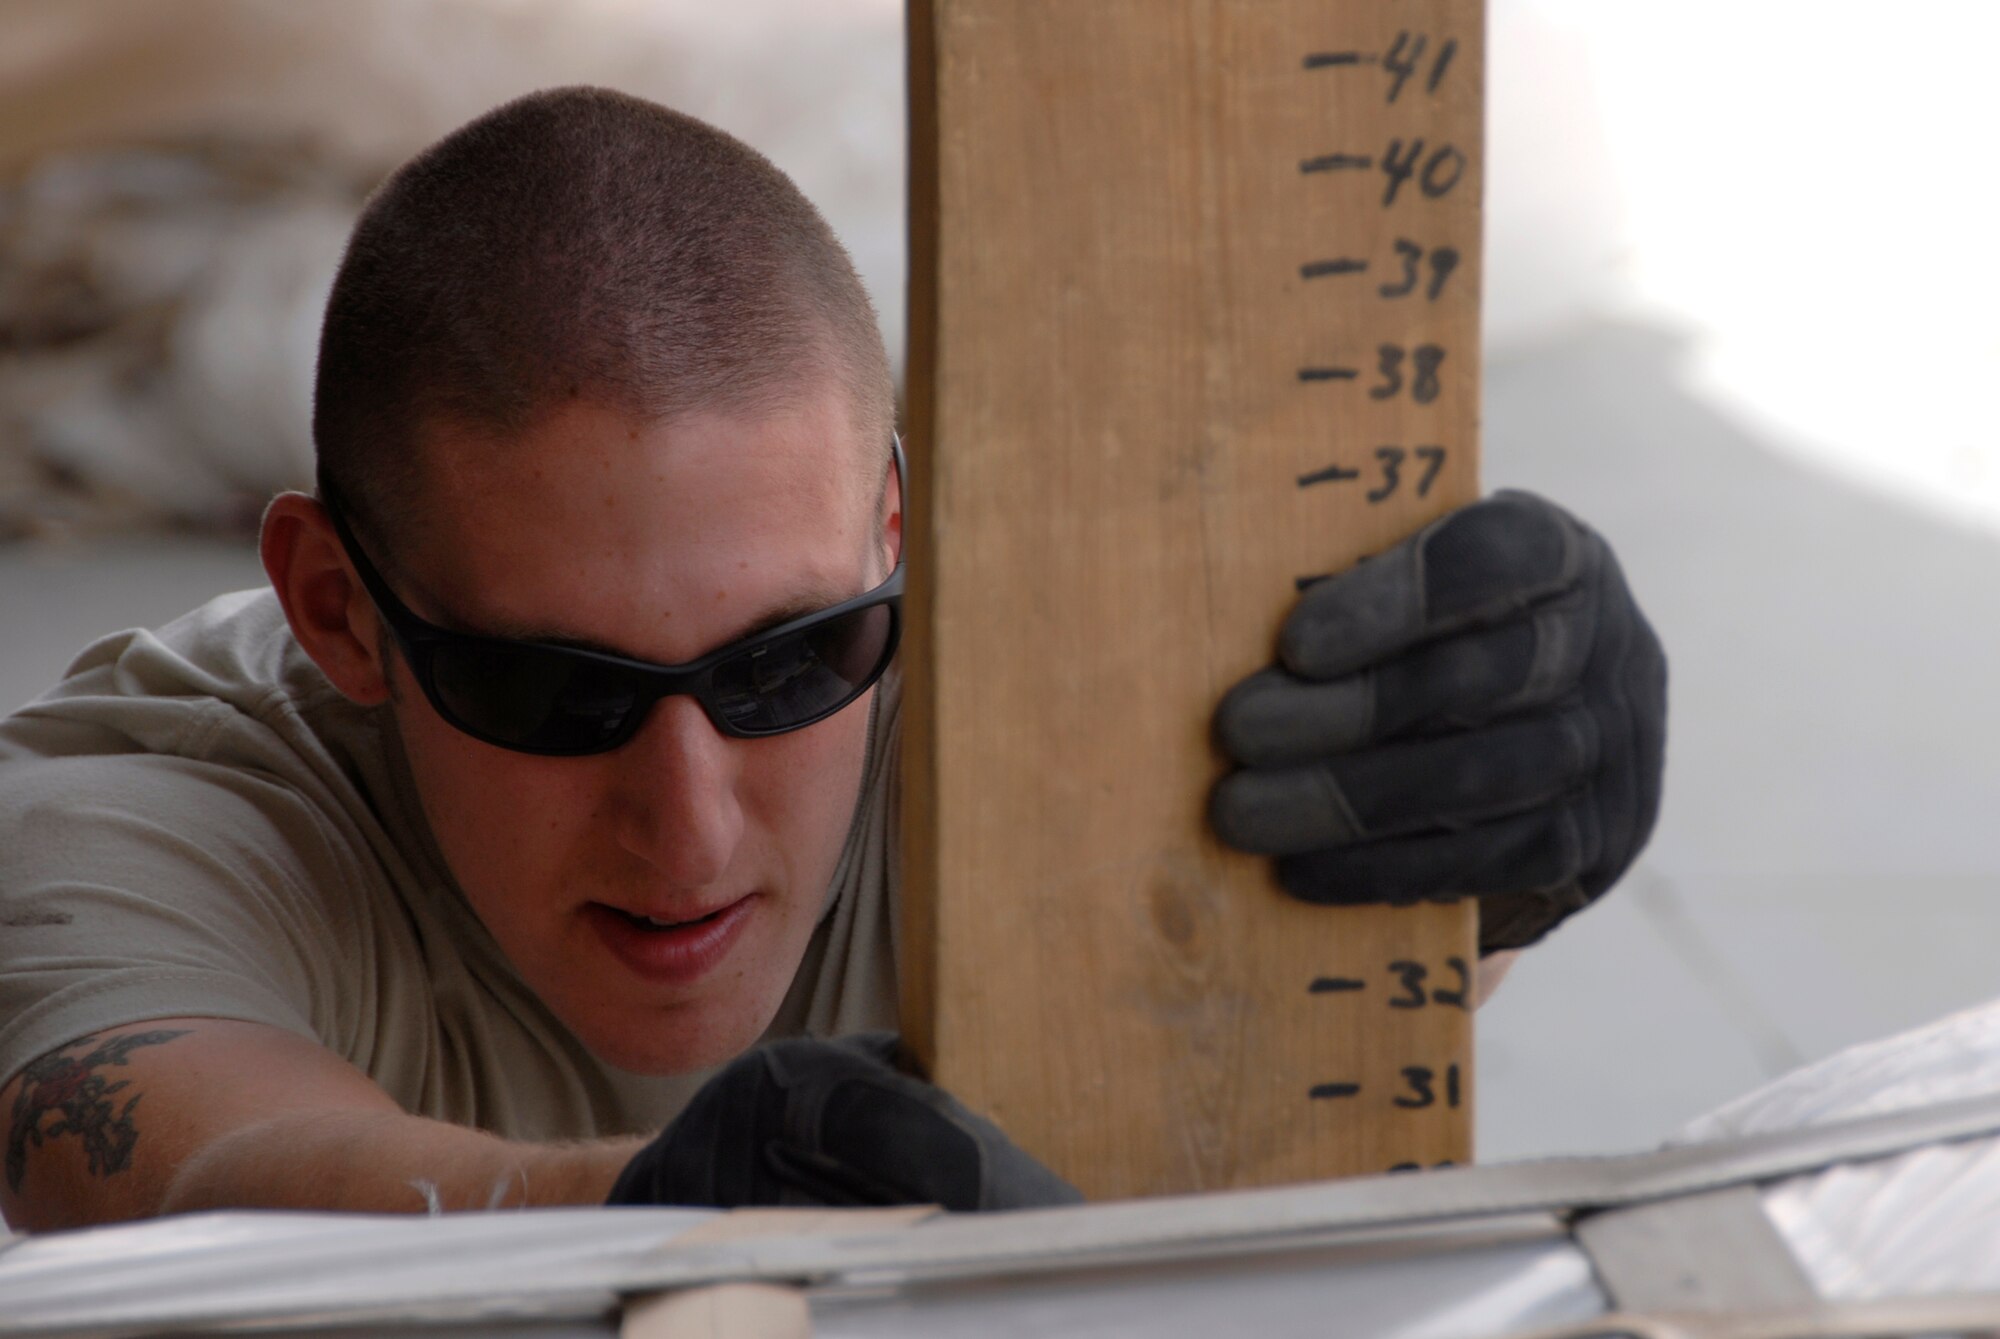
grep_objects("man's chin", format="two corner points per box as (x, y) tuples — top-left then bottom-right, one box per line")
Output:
(567, 995), (782, 1077)
(547, 895), (793, 1074)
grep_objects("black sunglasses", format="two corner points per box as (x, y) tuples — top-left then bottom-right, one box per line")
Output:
(317, 441), (904, 756)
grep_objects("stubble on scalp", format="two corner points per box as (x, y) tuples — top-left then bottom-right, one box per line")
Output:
(312, 86), (895, 553)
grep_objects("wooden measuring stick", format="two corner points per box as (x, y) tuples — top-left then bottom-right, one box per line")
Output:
(902, 0), (1484, 1199)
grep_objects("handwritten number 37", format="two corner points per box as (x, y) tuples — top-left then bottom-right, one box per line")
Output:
(1363, 446), (1447, 504)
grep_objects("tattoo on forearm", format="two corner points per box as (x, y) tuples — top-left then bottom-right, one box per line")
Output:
(6, 1029), (190, 1193)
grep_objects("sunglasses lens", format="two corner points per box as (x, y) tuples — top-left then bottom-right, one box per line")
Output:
(417, 599), (896, 753)
(708, 602), (895, 734)
(429, 640), (643, 753)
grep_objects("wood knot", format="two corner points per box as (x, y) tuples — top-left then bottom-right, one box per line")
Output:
(1148, 876), (1199, 948)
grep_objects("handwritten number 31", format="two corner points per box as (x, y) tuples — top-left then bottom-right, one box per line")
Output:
(1394, 1064), (1463, 1110)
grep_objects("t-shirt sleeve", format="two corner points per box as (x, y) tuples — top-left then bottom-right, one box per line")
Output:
(0, 750), (361, 1085)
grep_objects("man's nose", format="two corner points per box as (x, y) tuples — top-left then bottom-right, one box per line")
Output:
(609, 694), (745, 886)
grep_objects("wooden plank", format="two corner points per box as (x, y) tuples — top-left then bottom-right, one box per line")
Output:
(621, 1285), (809, 1339)
(903, 0), (1484, 1199)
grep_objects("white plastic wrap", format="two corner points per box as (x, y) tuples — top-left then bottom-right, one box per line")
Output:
(808, 1237), (1601, 1339)
(0, 1208), (711, 1330)
(1675, 994), (2000, 1298)
(7, 1004), (2000, 1334)
(0, 1207), (1605, 1339)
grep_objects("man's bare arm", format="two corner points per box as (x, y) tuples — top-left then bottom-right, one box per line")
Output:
(1477, 950), (1519, 1007)
(0, 1019), (644, 1232)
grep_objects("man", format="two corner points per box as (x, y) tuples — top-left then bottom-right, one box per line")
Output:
(0, 88), (1665, 1231)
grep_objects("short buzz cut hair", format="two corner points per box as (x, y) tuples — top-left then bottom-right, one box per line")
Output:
(312, 85), (894, 541)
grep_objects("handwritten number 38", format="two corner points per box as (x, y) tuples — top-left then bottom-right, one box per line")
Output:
(1369, 344), (1445, 404)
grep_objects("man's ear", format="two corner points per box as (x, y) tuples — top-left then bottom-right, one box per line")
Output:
(260, 492), (392, 706)
(880, 447), (904, 575)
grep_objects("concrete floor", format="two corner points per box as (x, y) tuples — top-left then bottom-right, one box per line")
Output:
(3, 322), (1995, 1164)
(0, 535), (267, 699)
(1476, 320), (2000, 1159)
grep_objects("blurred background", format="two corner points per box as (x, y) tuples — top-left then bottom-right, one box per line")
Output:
(1, 0), (1994, 1162)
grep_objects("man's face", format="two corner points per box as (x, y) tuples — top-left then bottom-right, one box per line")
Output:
(378, 389), (890, 1075)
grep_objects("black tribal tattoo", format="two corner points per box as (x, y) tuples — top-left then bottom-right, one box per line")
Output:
(6, 1029), (190, 1193)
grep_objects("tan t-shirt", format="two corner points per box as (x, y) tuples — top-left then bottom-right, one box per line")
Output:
(0, 588), (900, 1141)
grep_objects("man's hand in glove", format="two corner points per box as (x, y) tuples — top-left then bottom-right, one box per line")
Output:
(1208, 491), (1667, 956)
(606, 1033), (1083, 1212)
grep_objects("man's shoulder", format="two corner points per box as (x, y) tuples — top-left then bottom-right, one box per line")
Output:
(4, 585), (380, 789)
(0, 620), (436, 1108)
(0, 745), (377, 1093)
(25, 585), (321, 721)
(0, 584), (416, 917)
(0, 743), (334, 842)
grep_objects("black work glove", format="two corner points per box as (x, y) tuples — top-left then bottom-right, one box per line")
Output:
(605, 1033), (1084, 1212)
(1208, 491), (1666, 954)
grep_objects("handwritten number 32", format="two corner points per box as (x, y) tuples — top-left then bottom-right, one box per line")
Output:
(1387, 957), (1471, 1009)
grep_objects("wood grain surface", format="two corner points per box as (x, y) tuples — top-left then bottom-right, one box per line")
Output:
(903, 0), (1484, 1199)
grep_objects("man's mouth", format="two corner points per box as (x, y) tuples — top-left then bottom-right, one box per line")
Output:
(615, 906), (729, 932)
(583, 896), (755, 985)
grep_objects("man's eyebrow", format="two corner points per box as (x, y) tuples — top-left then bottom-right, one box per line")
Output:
(484, 584), (858, 663)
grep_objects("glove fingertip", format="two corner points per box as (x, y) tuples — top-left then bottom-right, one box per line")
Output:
(1279, 546), (1431, 681)
(1273, 852), (1353, 906)
(1208, 772), (1293, 856)
(1210, 674), (1265, 759)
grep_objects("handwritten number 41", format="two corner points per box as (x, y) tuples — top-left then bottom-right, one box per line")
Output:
(1384, 32), (1458, 103)
(1306, 32), (1457, 104)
